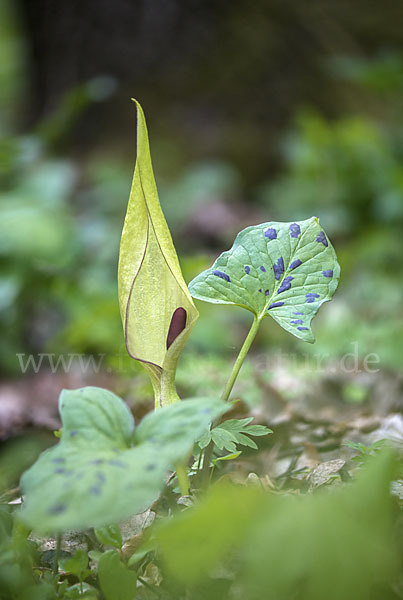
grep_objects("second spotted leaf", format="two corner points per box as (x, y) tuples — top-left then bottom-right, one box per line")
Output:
(188, 217), (340, 343)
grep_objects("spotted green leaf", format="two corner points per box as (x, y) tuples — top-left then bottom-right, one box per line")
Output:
(20, 387), (227, 534)
(118, 101), (198, 407)
(188, 217), (340, 342)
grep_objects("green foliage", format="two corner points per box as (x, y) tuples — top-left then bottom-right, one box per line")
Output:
(0, 511), (50, 600)
(94, 524), (122, 549)
(0, 138), (126, 373)
(0, 434), (51, 494)
(98, 550), (137, 600)
(212, 451), (242, 465)
(259, 112), (403, 235)
(20, 387), (227, 533)
(331, 51), (403, 94)
(189, 217), (340, 343)
(242, 451), (398, 600)
(157, 483), (265, 584)
(59, 550), (90, 582)
(344, 439), (387, 464)
(344, 439), (387, 455)
(199, 417), (272, 453)
(156, 451), (399, 599)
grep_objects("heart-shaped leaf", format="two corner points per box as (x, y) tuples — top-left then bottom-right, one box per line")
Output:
(20, 387), (227, 534)
(188, 217), (340, 342)
(118, 101), (198, 406)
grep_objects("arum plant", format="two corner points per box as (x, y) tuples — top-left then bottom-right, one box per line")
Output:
(19, 101), (340, 539)
(118, 100), (198, 409)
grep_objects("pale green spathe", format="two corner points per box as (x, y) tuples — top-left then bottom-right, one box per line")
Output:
(118, 101), (198, 406)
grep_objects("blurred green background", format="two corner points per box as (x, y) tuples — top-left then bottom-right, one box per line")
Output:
(1, 0), (402, 429)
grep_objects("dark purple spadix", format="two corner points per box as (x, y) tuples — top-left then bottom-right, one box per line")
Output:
(166, 307), (187, 349)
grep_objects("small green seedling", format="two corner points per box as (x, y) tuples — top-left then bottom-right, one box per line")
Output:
(94, 524), (122, 549)
(344, 439), (387, 464)
(20, 101), (339, 541)
(59, 549), (91, 587)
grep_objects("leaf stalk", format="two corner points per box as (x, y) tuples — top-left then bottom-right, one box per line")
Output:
(221, 314), (261, 402)
(201, 314), (262, 483)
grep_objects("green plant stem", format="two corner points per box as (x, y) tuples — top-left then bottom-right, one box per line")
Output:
(175, 463), (190, 496)
(53, 533), (62, 576)
(201, 315), (262, 484)
(221, 314), (261, 402)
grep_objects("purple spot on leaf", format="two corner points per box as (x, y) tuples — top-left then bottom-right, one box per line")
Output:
(258, 288), (262, 293)
(245, 265), (250, 274)
(166, 307), (187, 349)
(277, 276), (293, 294)
(306, 292), (320, 303)
(316, 231), (328, 247)
(109, 460), (127, 468)
(290, 223), (301, 238)
(268, 301), (284, 310)
(213, 270), (230, 282)
(52, 458), (65, 464)
(55, 468), (65, 474)
(264, 227), (277, 240)
(297, 327), (309, 331)
(69, 430), (78, 437)
(265, 289), (270, 296)
(273, 257), (284, 280)
(49, 503), (67, 515)
(291, 319), (303, 325)
(293, 312), (304, 315)
(322, 270), (333, 278)
(96, 472), (106, 483)
(90, 486), (101, 496)
(289, 259), (302, 271)
(260, 266), (266, 272)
